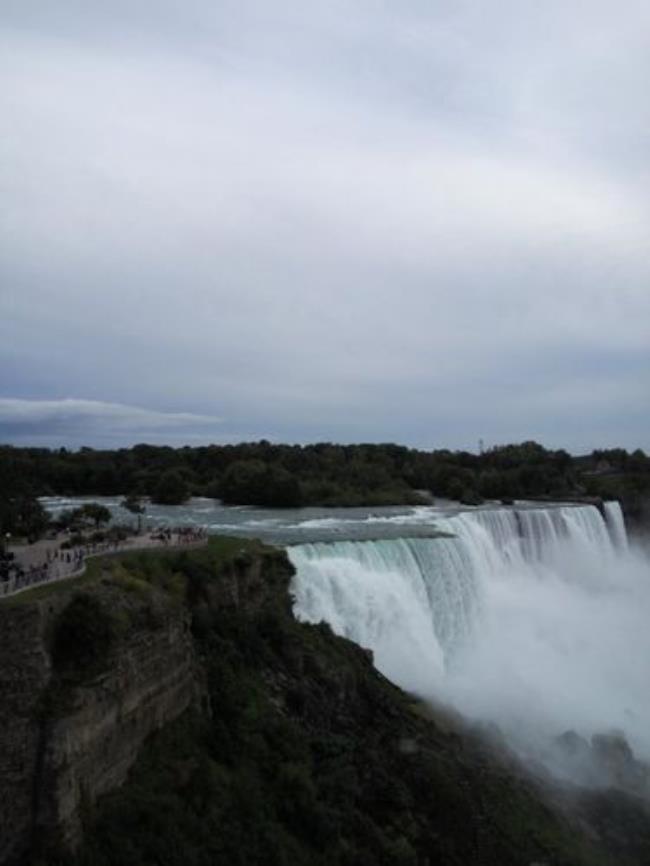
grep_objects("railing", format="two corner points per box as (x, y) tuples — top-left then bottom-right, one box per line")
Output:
(1, 560), (83, 598)
(0, 535), (208, 600)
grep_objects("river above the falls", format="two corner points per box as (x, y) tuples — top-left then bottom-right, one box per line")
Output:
(40, 494), (591, 545)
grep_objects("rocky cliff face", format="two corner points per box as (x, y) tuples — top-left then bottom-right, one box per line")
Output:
(65, 547), (626, 866)
(0, 603), (52, 866)
(0, 577), (198, 866)
(3, 541), (650, 866)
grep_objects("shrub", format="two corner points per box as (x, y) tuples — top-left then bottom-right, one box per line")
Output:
(51, 593), (117, 680)
(60, 533), (86, 549)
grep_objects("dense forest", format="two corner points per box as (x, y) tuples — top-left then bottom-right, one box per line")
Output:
(1, 440), (649, 538)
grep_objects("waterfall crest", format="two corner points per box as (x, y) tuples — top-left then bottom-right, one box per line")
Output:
(289, 501), (650, 757)
(290, 503), (620, 671)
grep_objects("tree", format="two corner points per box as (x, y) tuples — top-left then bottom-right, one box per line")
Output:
(73, 503), (112, 529)
(152, 470), (190, 505)
(220, 460), (303, 507)
(121, 495), (146, 533)
(219, 460), (268, 505)
(265, 465), (303, 507)
(0, 494), (49, 542)
(0, 450), (50, 541)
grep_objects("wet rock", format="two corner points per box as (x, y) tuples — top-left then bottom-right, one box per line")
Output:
(556, 730), (590, 758)
(591, 732), (648, 795)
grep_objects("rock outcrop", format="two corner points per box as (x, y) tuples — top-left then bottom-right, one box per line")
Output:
(0, 578), (198, 865)
(553, 729), (650, 799)
(0, 603), (52, 866)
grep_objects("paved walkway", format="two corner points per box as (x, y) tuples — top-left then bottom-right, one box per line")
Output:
(1, 530), (208, 600)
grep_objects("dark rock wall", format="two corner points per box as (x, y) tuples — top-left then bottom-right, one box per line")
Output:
(0, 589), (197, 865)
(0, 603), (51, 866)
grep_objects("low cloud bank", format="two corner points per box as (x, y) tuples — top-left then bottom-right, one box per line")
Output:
(0, 398), (233, 447)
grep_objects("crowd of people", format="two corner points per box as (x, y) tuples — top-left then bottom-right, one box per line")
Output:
(0, 524), (209, 598)
(1, 552), (77, 597)
(1, 548), (87, 596)
(149, 526), (208, 545)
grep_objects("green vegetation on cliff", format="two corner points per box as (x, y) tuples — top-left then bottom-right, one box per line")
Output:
(33, 540), (638, 866)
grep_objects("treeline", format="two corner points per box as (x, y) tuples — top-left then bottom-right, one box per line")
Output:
(580, 448), (650, 526)
(2, 440), (648, 527)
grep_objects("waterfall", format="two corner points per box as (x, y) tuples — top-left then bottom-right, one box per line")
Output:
(289, 536), (480, 693)
(290, 504), (619, 672)
(289, 503), (650, 759)
(603, 500), (629, 551)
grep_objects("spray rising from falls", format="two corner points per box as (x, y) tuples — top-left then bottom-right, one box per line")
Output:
(289, 503), (650, 763)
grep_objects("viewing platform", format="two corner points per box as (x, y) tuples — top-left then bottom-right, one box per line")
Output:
(0, 529), (208, 600)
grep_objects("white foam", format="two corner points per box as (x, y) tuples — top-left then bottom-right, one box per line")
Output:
(290, 503), (650, 763)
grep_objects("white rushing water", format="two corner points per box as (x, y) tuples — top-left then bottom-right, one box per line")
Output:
(604, 499), (629, 552)
(289, 502), (650, 764)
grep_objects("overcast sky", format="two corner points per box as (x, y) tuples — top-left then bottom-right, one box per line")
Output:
(2, 1), (649, 452)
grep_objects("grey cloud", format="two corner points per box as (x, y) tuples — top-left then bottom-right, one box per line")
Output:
(1, 2), (649, 452)
(0, 398), (231, 447)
